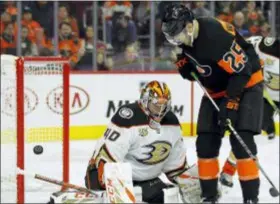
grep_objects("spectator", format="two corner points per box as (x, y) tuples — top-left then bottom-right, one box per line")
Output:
(21, 6), (41, 43)
(193, 1), (213, 18)
(134, 1), (150, 35)
(103, 1), (133, 20)
(242, 1), (265, 35)
(133, 1), (151, 48)
(155, 43), (177, 70)
(3, 2), (17, 22)
(65, 2), (93, 37)
(216, 2), (233, 23)
(58, 22), (82, 68)
(0, 22), (16, 54)
(21, 5), (52, 56)
(34, 25), (53, 56)
(22, 2), (54, 56)
(124, 42), (140, 63)
(260, 22), (271, 37)
(26, 1), (54, 38)
(103, 1), (137, 53)
(77, 26), (113, 71)
(154, 2), (174, 49)
(179, 1), (192, 10)
(58, 4), (79, 37)
(0, 11), (17, 35)
(21, 25), (38, 56)
(233, 11), (251, 37)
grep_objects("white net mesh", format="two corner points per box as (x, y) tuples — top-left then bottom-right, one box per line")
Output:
(1, 55), (68, 203)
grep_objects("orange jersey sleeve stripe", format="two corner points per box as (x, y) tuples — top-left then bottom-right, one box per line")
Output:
(237, 158), (259, 181)
(208, 69), (263, 99)
(209, 90), (227, 99)
(245, 69), (263, 88)
(198, 158), (219, 180)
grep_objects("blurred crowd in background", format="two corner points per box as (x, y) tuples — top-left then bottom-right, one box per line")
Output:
(0, 1), (279, 71)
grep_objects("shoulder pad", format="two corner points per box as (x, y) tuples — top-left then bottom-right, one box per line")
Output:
(111, 102), (148, 128)
(161, 111), (180, 126)
(195, 18), (235, 60)
(259, 37), (279, 58)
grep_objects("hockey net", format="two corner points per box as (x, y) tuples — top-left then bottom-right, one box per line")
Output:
(1, 55), (70, 203)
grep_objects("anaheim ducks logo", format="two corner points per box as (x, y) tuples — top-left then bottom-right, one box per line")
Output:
(137, 141), (172, 165)
(264, 71), (280, 91)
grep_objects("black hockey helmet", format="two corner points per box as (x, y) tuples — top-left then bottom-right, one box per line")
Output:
(160, 3), (194, 37)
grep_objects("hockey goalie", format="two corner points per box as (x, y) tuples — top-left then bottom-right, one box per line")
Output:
(50, 80), (221, 203)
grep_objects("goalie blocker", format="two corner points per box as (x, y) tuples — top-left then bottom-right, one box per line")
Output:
(83, 80), (207, 203)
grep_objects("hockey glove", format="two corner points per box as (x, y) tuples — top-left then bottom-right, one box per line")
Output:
(218, 97), (240, 136)
(174, 52), (197, 81)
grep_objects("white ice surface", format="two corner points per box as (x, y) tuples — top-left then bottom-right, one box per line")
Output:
(1, 136), (279, 203)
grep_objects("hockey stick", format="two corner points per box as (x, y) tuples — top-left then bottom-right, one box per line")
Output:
(16, 168), (100, 197)
(190, 72), (280, 197)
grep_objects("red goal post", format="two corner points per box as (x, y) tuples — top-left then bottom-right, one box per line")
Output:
(1, 55), (70, 203)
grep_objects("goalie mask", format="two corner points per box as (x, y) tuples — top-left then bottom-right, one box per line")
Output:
(161, 4), (195, 46)
(139, 81), (171, 132)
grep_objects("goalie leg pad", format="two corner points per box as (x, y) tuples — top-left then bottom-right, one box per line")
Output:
(173, 164), (223, 203)
(163, 186), (181, 203)
(173, 164), (202, 203)
(104, 163), (136, 203)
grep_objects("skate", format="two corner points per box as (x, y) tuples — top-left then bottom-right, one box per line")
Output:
(219, 172), (233, 188)
(244, 198), (258, 203)
(201, 196), (219, 204)
(268, 133), (276, 140)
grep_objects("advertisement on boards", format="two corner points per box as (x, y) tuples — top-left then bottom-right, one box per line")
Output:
(1, 73), (278, 143)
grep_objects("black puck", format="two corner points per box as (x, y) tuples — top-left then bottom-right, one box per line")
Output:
(269, 187), (279, 197)
(33, 145), (43, 155)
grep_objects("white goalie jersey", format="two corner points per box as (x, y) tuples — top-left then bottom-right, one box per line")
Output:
(247, 36), (280, 102)
(91, 102), (187, 183)
(50, 102), (206, 203)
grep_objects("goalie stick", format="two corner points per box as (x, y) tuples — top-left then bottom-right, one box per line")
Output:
(17, 165), (138, 203)
(16, 168), (100, 197)
(191, 72), (280, 198)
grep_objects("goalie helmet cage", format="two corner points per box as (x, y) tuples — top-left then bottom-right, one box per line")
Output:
(1, 56), (70, 203)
